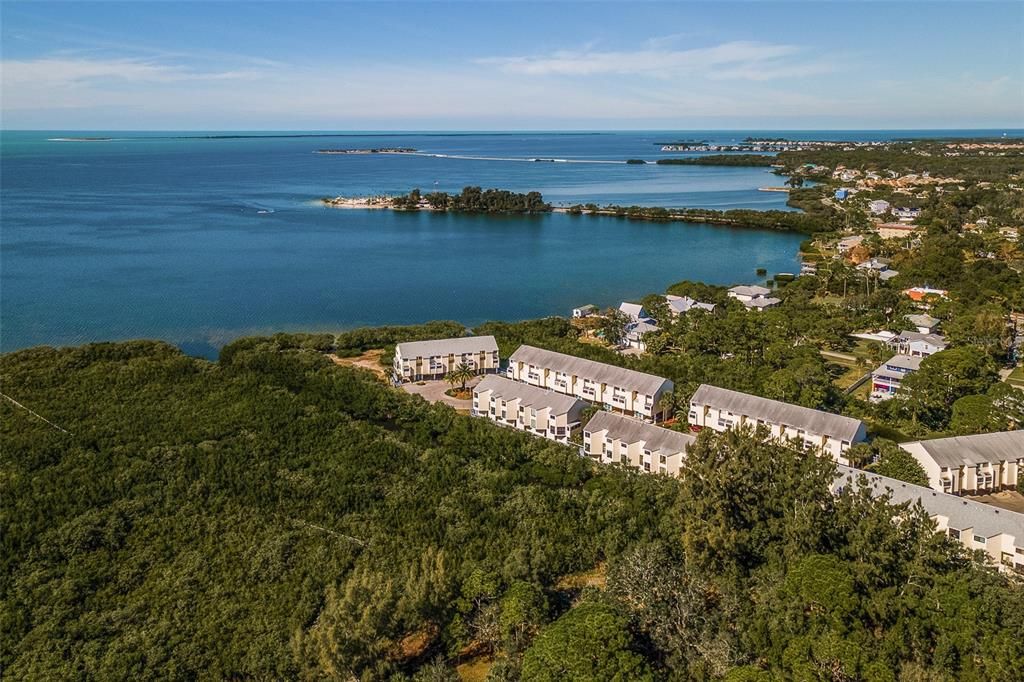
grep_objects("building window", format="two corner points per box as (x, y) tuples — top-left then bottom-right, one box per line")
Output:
(948, 528), (961, 540)
(643, 462), (651, 472)
(974, 535), (986, 544)
(659, 454), (666, 464)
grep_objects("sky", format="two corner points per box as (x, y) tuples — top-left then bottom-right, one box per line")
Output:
(1, 1), (1022, 130)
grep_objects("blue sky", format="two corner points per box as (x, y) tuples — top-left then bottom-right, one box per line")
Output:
(2, 1), (1022, 130)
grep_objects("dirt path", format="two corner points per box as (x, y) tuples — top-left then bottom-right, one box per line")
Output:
(327, 349), (389, 382)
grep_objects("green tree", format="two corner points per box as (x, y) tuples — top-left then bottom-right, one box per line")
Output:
(599, 309), (630, 348)
(866, 439), (929, 487)
(520, 600), (653, 682)
(898, 347), (999, 431)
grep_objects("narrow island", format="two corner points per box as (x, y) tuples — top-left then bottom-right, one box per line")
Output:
(322, 186), (552, 214)
(314, 147), (417, 154)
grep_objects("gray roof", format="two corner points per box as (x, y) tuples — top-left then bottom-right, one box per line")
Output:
(574, 304), (598, 311)
(906, 314), (939, 328)
(475, 375), (587, 415)
(396, 335), (498, 358)
(873, 354), (922, 379)
(509, 345), (673, 396)
(901, 430), (1024, 468)
(690, 384), (865, 442)
(619, 302), (647, 320)
(742, 297), (782, 309)
(585, 411), (695, 455)
(665, 295), (715, 314)
(893, 331), (947, 348)
(834, 465), (1024, 542)
(729, 285), (772, 297)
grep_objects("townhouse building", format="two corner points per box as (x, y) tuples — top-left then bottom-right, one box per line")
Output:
(688, 384), (867, 463)
(472, 375), (587, 444)
(834, 465), (1024, 575)
(582, 411), (695, 476)
(899, 431), (1024, 496)
(393, 335), (499, 382)
(506, 345), (674, 422)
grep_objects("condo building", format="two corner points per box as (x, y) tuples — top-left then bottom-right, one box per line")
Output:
(393, 335), (499, 382)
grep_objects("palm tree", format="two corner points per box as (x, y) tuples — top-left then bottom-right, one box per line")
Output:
(657, 392), (675, 422)
(448, 362), (476, 392)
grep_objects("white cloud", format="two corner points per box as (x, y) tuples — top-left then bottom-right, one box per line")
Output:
(476, 40), (825, 80)
(0, 56), (266, 88)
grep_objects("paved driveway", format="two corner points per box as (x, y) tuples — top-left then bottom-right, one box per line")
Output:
(400, 375), (483, 411)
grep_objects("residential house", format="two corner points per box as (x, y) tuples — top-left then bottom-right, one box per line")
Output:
(688, 384), (867, 463)
(664, 294), (716, 316)
(877, 223), (919, 240)
(727, 285), (781, 311)
(870, 354), (922, 402)
(903, 286), (949, 304)
(582, 411), (695, 476)
(624, 319), (660, 352)
(893, 207), (921, 221)
(888, 330), (947, 357)
(618, 302), (649, 322)
(856, 257), (899, 281)
(572, 304), (598, 318)
(836, 235), (864, 255)
(868, 199), (891, 215)
(506, 345), (674, 422)
(900, 430), (1024, 496)
(833, 465), (1024, 574)
(906, 314), (940, 334)
(472, 375), (587, 444)
(393, 336), (500, 382)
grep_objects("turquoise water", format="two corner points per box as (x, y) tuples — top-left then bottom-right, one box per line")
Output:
(2, 130), (1014, 357)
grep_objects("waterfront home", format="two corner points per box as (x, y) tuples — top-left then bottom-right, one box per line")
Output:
(899, 430), (1024, 496)
(664, 294), (716, 316)
(582, 411), (695, 476)
(836, 235), (864, 255)
(472, 375), (587, 444)
(618, 302), (649, 322)
(868, 199), (891, 215)
(870, 354), (922, 402)
(506, 345), (674, 422)
(833, 465), (1024, 574)
(393, 335), (499, 382)
(688, 384), (867, 463)
(888, 330), (947, 357)
(906, 314), (940, 334)
(877, 222), (919, 240)
(729, 286), (781, 310)
(572, 304), (598, 319)
(727, 285), (781, 311)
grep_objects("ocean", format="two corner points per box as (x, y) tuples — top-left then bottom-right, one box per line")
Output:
(1, 130), (1017, 357)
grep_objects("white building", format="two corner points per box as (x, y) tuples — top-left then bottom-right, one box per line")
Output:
(582, 411), (695, 476)
(472, 375), (587, 444)
(507, 345), (674, 422)
(393, 336), (499, 382)
(572, 304), (598, 318)
(856, 258), (899, 281)
(833, 465), (1024, 574)
(665, 294), (716, 316)
(688, 384), (867, 463)
(868, 199), (892, 215)
(618, 302), (649, 322)
(727, 285), (781, 311)
(888, 331), (947, 357)
(870, 354), (922, 402)
(899, 431), (1024, 496)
